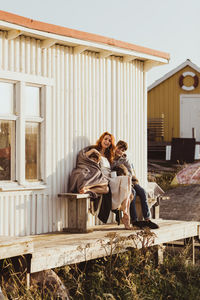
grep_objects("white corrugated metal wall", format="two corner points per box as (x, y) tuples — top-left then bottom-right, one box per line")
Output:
(0, 31), (146, 236)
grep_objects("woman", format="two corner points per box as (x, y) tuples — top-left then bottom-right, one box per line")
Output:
(95, 132), (132, 229)
(69, 147), (109, 197)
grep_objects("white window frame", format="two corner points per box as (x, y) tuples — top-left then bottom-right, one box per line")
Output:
(0, 71), (53, 191)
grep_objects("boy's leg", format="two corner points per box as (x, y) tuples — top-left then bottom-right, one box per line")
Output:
(134, 184), (159, 229)
(134, 184), (150, 220)
(130, 187), (137, 221)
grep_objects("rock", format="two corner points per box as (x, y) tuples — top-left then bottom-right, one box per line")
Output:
(31, 269), (70, 299)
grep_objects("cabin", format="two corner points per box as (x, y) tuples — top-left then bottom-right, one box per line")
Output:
(148, 59), (200, 143)
(0, 10), (169, 237)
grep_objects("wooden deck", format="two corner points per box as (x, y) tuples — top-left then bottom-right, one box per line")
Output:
(0, 219), (200, 273)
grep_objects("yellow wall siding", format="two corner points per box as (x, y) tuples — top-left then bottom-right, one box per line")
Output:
(148, 66), (200, 142)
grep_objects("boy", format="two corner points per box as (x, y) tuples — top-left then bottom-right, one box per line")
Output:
(112, 140), (159, 229)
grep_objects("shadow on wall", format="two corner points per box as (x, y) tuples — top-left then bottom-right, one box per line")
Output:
(64, 135), (91, 192)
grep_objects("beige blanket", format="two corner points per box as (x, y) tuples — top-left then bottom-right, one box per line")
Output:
(109, 176), (132, 211)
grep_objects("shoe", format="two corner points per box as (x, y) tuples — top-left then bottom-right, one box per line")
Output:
(144, 220), (159, 229)
(131, 220), (145, 229)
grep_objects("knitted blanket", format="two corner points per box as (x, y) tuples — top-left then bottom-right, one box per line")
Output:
(68, 146), (108, 193)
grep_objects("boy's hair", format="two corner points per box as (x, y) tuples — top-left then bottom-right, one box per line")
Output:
(112, 164), (129, 176)
(116, 140), (128, 151)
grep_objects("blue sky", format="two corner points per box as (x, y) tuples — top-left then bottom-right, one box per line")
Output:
(1, 0), (200, 86)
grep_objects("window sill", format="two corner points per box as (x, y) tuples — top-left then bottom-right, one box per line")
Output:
(0, 183), (47, 192)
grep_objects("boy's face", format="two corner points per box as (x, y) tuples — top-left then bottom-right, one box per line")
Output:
(115, 146), (125, 158)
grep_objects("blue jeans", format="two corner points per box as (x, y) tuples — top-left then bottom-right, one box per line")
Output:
(130, 184), (150, 221)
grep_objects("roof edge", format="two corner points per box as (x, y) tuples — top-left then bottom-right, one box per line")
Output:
(0, 10), (170, 61)
(148, 59), (200, 91)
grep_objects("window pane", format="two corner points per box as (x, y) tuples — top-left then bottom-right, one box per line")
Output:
(25, 123), (40, 181)
(0, 121), (15, 181)
(25, 86), (40, 117)
(0, 82), (14, 114)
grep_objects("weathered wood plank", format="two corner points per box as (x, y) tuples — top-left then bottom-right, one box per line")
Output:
(58, 193), (90, 199)
(0, 220), (199, 273)
(0, 236), (33, 259)
(30, 220), (200, 273)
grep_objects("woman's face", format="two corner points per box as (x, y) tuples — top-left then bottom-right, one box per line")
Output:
(101, 134), (112, 149)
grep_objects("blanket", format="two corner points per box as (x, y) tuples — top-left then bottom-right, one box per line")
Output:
(109, 176), (132, 210)
(68, 146), (108, 193)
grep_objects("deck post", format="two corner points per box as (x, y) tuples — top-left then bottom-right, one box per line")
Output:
(184, 237), (195, 265)
(26, 254), (32, 289)
(155, 244), (165, 265)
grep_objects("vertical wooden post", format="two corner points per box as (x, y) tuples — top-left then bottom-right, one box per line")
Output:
(152, 203), (160, 219)
(26, 254), (32, 289)
(155, 244), (165, 265)
(192, 128), (196, 139)
(184, 237), (195, 265)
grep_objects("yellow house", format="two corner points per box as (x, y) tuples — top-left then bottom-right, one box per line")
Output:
(148, 59), (200, 142)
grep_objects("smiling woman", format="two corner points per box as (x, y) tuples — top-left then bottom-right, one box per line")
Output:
(95, 132), (132, 229)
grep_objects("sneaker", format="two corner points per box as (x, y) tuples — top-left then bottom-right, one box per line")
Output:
(144, 220), (159, 229)
(131, 220), (145, 228)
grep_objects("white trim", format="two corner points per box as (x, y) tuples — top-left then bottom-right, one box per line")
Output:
(180, 93), (200, 99)
(0, 70), (54, 85)
(0, 114), (17, 120)
(148, 60), (200, 91)
(0, 183), (47, 191)
(16, 81), (25, 184)
(25, 116), (44, 123)
(0, 20), (169, 64)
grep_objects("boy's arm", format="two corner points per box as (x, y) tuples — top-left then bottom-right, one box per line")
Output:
(123, 158), (134, 177)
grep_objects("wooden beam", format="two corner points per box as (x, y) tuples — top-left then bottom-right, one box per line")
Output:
(0, 237), (33, 259)
(41, 39), (57, 49)
(99, 51), (112, 59)
(123, 55), (136, 63)
(144, 60), (162, 72)
(73, 45), (88, 55)
(7, 29), (22, 40)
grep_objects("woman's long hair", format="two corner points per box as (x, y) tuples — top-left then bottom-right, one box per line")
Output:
(95, 131), (115, 163)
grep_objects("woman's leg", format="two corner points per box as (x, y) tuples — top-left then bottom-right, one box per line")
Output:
(121, 197), (131, 229)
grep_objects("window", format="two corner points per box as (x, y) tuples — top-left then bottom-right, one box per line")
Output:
(25, 85), (42, 181)
(0, 82), (16, 181)
(0, 80), (45, 186)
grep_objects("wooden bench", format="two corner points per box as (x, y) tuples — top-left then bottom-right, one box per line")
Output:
(58, 187), (161, 233)
(58, 193), (92, 233)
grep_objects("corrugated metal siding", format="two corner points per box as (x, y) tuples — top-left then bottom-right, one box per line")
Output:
(0, 31), (146, 236)
(148, 66), (200, 142)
